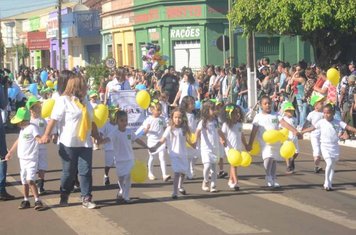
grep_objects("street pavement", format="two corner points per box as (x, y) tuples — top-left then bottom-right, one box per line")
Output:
(1, 130), (356, 235)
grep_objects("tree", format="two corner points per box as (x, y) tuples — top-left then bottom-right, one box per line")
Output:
(0, 31), (4, 68)
(228, 0), (356, 68)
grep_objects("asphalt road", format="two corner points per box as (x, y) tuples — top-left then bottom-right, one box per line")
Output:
(1, 131), (356, 235)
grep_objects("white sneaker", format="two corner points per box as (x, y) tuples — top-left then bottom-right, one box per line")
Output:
(273, 181), (281, 188)
(148, 174), (157, 180)
(82, 198), (97, 209)
(266, 176), (273, 187)
(210, 186), (218, 193)
(163, 175), (171, 182)
(202, 181), (209, 191)
(228, 180), (235, 189)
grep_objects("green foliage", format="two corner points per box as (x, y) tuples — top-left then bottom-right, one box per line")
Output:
(0, 32), (4, 66)
(228, 0), (356, 67)
(85, 62), (110, 86)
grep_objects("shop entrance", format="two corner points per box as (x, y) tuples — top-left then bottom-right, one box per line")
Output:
(173, 40), (201, 71)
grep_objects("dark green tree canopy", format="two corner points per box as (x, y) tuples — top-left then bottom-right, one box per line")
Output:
(228, 0), (356, 68)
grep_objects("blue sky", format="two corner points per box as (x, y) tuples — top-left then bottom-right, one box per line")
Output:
(0, 0), (58, 19)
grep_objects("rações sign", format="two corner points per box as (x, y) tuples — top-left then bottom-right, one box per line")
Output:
(170, 27), (200, 39)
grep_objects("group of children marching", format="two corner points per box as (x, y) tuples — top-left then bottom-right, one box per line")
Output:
(6, 88), (356, 209)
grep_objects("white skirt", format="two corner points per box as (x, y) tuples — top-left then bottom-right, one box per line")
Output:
(170, 155), (188, 174)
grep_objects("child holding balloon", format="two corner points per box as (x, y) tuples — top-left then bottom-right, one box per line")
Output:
(142, 100), (171, 182)
(247, 96), (300, 188)
(102, 110), (150, 203)
(151, 107), (193, 199)
(99, 105), (120, 186)
(180, 96), (199, 179)
(221, 103), (248, 190)
(281, 102), (299, 174)
(195, 100), (226, 192)
(301, 103), (356, 191)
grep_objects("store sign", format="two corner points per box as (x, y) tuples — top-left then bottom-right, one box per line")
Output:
(102, 16), (113, 30)
(134, 9), (159, 24)
(27, 32), (50, 50)
(30, 17), (40, 31)
(166, 5), (202, 19)
(170, 27), (200, 39)
(46, 18), (58, 38)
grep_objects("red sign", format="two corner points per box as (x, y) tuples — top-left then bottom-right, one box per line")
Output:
(27, 32), (50, 50)
(166, 6), (202, 19)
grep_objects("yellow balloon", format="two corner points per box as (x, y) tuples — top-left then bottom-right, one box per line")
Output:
(186, 133), (196, 147)
(46, 80), (54, 88)
(227, 149), (242, 167)
(136, 90), (151, 109)
(240, 151), (252, 167)
(263, 129), (283, 144)
(326, 68), (340, 86)
(93, 104), (109, 128)
(249, 140), (261, 156)
(280, 140), (296, 159)
(54, 81), (58, 86)
(279, 128), (289, 143)
(131, 160), (148, 183)
(41, 99), (55, 118)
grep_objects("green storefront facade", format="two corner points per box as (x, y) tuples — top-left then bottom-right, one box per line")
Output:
(101, 0), (314, 70)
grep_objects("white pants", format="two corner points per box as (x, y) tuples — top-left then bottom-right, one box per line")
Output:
(324, 158), (337, 188)
(310, 136), (321, 157)
(203, 163), (217, 187)
(118, 174), (131, 201)
(148, 150), (167, 177)
(264, 158), (277, 183)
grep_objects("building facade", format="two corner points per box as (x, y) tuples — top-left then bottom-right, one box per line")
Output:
(101, 0), (230, 71)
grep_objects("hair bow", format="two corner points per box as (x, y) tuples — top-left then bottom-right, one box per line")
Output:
(225, 105), (235, 119)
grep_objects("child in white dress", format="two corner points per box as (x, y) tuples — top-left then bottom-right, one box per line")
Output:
(302, 104), (356, 191)
(195, 100), (226, 193)
(221, 104), (248, 190)
(248, 96), (300, 188)
(180, 96), (199, 179)
(152, 107), (193, 199)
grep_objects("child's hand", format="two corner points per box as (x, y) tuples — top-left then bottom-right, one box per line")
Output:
(52, 134), (58, 144)
(4, 152), (12, 161)
(296, 132), (303, 139)
(245, 144), (252, 152)
(149, 147), (157, 153)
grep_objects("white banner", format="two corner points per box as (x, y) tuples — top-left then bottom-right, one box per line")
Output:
(109, 90), (146, 130)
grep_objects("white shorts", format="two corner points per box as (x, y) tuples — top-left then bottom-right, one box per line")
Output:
(19, 158), (38, 184)
(105, 150), (116, 167)
(37, 148), (48, 171)
(310, 136), (321, 157)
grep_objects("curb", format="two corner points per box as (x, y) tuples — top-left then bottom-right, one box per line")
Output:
(242, 123), (356, 148)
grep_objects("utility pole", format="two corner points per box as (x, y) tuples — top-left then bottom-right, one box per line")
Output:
(58, 0), (62, 71)
(228, 0), (234, 67)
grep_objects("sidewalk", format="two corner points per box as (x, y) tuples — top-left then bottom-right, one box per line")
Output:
(242, 123), (356, 148)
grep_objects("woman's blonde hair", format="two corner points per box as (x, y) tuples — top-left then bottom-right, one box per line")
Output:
(62, 74), (87, 101)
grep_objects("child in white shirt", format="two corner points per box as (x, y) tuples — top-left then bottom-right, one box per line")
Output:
(142, 100), (170, 181)
(152, 107), (193, 199)
(180, 96), (199, 179)
(159, 91), (170, 123)
(99, 105), (120, 186)
(281, 102), (299, 174)
(304, 95), (325, 173)
(103, 110), (149, 203)
(248, 96), (300, 188)
(6, 107), (44, 210)
(302, 103), (356, 191)
(221, 104), (248, 190)
(196, 100), (226, 193)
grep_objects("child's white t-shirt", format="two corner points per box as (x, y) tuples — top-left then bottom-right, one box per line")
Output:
(221, 122), (243, 151)
(315, 119), (346, 145)
(306, 111), (323, 137)
(162, 126), (187, 159)
(99, 121), (116, 151)
(30, 117), (47, 150)
(252, 112), (282, 159)
(197, 120), (220, 159)
(17, 124), (40, 160)
(108, 128), (136, 162)
(282, 116), (297, 140)
(143, 116), (166, 147)
(186, 112), (197, 133)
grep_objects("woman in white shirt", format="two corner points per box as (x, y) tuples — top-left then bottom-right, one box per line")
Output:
(41, 74), (100, 209)
(172, 72), (200, 106)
